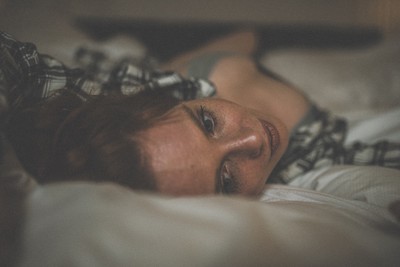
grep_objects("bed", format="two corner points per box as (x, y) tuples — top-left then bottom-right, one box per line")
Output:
(1, 10), (400, 267)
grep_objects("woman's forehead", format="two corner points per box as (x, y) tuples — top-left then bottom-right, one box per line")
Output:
(152, 102), (192, 125)
(138, 108), (217, 195)
(140, 101), (208, 156)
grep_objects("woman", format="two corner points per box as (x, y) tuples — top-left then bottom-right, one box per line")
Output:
(2, 30), (399, 196)
(136, 31), (306, 195)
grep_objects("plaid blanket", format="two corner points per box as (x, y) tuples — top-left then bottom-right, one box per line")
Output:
(0, 31), (216, 113)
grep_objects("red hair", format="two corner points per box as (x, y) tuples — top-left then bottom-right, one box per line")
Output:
(7, 89), (180, 191)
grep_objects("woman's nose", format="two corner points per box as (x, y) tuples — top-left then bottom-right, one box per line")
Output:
(220, 127), (263, 158)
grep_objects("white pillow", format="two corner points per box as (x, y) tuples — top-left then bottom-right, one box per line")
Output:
(262, 36), (400, 121)
(20, 182), (400, 267)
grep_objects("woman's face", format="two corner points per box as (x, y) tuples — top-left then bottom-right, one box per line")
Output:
(138, 98), (288, 196)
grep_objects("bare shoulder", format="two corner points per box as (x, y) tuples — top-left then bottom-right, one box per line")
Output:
(209, 56), (311, 131)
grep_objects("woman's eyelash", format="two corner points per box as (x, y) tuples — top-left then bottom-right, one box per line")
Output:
(199, 105), (217, 134)
(220, 164), (239, 194)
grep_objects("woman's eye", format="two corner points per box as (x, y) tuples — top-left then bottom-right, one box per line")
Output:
(200, 106), (215, 134)
(220, 165), (237, 194)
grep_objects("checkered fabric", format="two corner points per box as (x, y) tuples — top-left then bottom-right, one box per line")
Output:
(0, 31), (216, 115)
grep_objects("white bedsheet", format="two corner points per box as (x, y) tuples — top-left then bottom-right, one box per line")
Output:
(287, 166), (400, 214)
(346, 106), (400, 144)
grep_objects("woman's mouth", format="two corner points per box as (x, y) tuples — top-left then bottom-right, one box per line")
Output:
(258, 119), (280, 157)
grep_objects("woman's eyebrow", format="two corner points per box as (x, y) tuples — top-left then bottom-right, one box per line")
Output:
(181, 104), (207, 137)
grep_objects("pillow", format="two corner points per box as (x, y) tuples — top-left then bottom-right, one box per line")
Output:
(0, 137), (36, 267)
(20, 182), (400, 267)
(262, 36), (400, 121)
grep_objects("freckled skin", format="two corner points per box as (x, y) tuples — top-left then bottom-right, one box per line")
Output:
(139, 98), (289, 197)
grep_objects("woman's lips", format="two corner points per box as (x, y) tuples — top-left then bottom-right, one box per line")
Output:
(258, 119), (280, 157)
